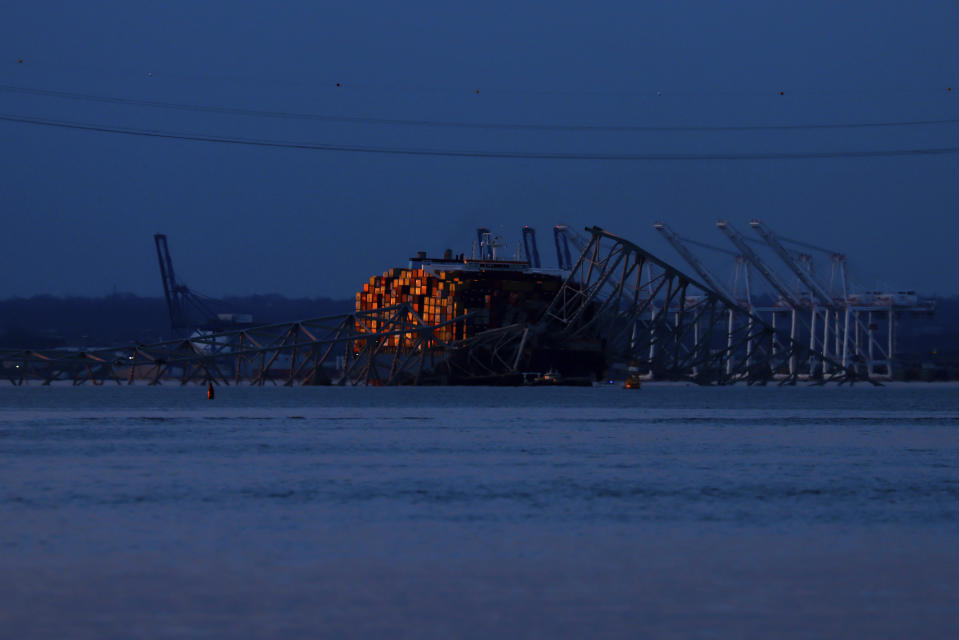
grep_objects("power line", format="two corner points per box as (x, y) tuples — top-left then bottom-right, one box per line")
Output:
(3, 112), (959, 160)
(2, 83), (958, 133)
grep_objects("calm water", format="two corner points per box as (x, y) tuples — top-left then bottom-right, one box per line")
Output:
(1, 384), (957, 638)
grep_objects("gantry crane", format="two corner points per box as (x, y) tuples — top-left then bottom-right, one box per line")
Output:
(716, 220), (809, 375)
(748, 218), (846, 373)
(749, 220), (907, 377)
(749, 220), (837, 309)
(521, 226), (542, 268)
(553, 225), (590, 270)
(716, 221), (800, 307)
(154, 234), (221, 333)
(154, 234), (251, 336)
(655, 222), (759, 375)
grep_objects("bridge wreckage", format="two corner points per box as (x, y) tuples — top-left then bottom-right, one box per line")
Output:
(3, 227), (874, 386)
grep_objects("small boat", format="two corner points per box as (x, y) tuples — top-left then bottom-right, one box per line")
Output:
(525, 369), (593, 386)
(529, 369), (562, 385)
(624, 361), (642, 389)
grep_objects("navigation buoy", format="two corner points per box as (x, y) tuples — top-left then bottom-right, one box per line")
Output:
(207, 382), (215, 399)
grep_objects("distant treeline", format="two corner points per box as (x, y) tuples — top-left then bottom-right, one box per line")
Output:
(0, 294), (353, 348)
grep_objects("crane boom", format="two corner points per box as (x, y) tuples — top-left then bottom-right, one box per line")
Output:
(153, 233), (218, 332)
(716, 220), (800, 307)
(154, 234), (182, 331)
(749, 219), (837, 308)
(653, 222), (733, 299)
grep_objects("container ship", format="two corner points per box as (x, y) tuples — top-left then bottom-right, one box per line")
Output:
(353, 231), (606, 384)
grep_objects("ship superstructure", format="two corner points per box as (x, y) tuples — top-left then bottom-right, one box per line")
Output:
(355, 249), (563, 348)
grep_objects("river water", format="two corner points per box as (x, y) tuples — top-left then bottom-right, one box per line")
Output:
(1, 383), (957, 638)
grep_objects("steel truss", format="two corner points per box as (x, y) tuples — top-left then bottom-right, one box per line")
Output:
(2, 304), (467, 387)
(539, 227), (859, 384)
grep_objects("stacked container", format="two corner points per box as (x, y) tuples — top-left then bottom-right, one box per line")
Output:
(354, 266), (563, 350)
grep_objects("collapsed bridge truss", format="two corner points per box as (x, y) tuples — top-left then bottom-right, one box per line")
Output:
(2, 304), (467, 387)
(2, 227), (863, 386)
(540, 227), (857, 384)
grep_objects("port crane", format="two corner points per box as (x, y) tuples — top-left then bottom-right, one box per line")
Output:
(656, 227), (757, 309)
(154, 234), (251, 336)
(154, 234), (221, 333)
(655, 222), (766, 376)
(750, 220), (838, 309)
(748, 220), (905, 377)
(716, 221), (801, 308)
(553, 225), (589, 270)
(716, 220), (812, 375)
(747, 219), (844, 375)
(521, 226), (542, 268)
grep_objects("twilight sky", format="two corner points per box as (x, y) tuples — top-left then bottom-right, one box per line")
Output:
(1, 1), (957, 299)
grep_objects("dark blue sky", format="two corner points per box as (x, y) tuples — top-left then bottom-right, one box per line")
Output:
(2, 1), (957, 299)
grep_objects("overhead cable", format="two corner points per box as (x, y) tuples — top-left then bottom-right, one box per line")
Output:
(2, 83), (958, 133)
(3, 113), (959, 160)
